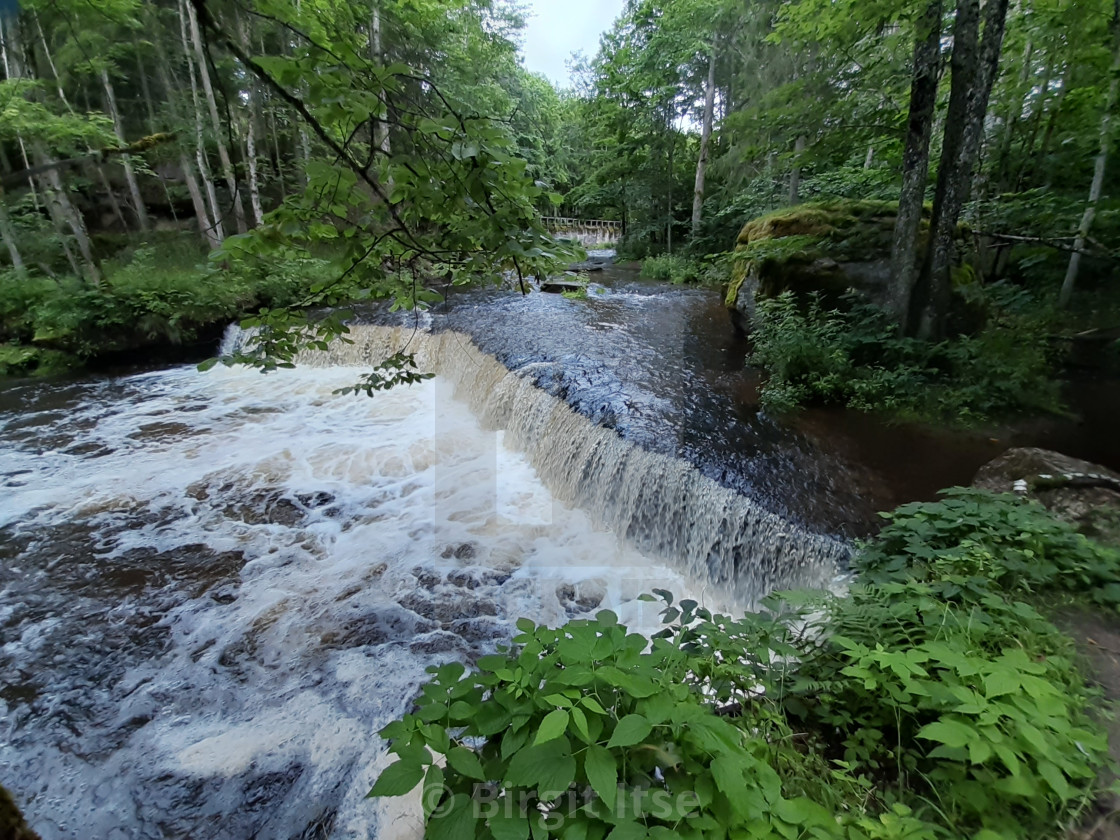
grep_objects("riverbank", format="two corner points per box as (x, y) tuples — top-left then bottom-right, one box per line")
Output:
(367, 486), (1120, 840)
(0, 235), (333, 377)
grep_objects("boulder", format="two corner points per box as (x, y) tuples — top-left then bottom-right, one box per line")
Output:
(973, 447), (1120, 542)
(539, 277), (587, 294)
(724, 199), (919, 326)
(566, 253), (614, 273)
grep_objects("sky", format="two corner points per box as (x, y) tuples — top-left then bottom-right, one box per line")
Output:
(519, 0), (628, 88)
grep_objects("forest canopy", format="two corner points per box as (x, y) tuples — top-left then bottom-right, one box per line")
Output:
(0, 0), (1117, 368)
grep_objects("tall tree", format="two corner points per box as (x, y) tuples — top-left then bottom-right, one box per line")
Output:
(915, 0), (1011, 337)
(887, 0), (943, 329)
(1061, 0), (1120, 306)
(691, 43), (716, 236)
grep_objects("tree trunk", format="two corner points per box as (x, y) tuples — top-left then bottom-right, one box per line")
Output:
(101, 69), (151, 232)
(887, 0), (942, 330)
(788, 135), (806, 204)
(0, 195), (26, 275)
(176, 0), (226, 242)
(238, 13), (264, 225)
(184, 0), (248, 234)
(181, 153), (222, 250)
(1060, 1), (1120, 307)
(2, 16), (99, 282)
(34, 142), (101, 283)
(32, 11), (130, 232)
(268, 106), (287, 195)
(691, 44), (717, 238)
(244, 116), (264, 226)
(134, 42), (180, 224)
(369, 4), (392, 159)
(916, 0), (1010, 337)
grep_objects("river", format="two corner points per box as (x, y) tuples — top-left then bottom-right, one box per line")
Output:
(1, 262), (1115, 838)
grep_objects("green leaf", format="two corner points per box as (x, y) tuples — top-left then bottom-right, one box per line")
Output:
(1038, 760), (1073, 801)
(570, 707), (591, 742)
(983, 669), (1021, 698)
(967, 738), (993, 765)
(506, 738), (576, 797)
(916, 719), (975, 749)
(428, 792), (478, 840)
(584, 744), (618, 808)
(447, 746), (487, 780)
(367, 760), (425, 797)
(490, 814), (531, 840)
(605, 820), (647, 840)
(582, 697), (608, 715)
(535, 709), (571, 745)
(423, 764), (446, 820)
(607, 714), (652, 748)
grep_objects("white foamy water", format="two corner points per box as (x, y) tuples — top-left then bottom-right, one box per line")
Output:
(0, 364), (720, 839)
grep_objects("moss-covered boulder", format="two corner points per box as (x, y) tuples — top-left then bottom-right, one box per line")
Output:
(725, 200), (919, 326)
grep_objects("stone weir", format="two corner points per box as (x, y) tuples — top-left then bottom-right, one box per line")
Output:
(280, 324), (849, 605)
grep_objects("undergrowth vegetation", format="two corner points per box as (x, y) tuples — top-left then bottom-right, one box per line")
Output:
(0, 236), (331, 375)
(747, 289), (1063, 424)
(369, 488), (1120, 839)
(639, 253), (726, 285)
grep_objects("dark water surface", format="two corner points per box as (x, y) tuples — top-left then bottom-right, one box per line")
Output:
(398, 265), (1120, 538)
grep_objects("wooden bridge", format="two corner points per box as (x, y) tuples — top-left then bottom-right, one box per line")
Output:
(541, 216), (624, 246)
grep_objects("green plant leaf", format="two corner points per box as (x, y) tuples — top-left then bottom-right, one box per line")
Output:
(428, 792), (478, 840)
(423, 764), (446, 820)
(584, 743), (618, 808)
(366, 759), (425, 797)
(447, 746), (487, 780)
(490, 814), (531, 840)
(506, 738), (576, 797)
(607, 714), (652, 748)
(535, 709), (571, 746)
(916, 719), (975, 750)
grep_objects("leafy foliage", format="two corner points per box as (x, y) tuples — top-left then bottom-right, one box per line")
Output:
(0, 239), (323, 370)
(639, 253), (725, 285)
(369, 489), (1114, 839)
(332, 352), (434, 396)
(858, 487), (1120, 608)
(748, 290), (1062, 423)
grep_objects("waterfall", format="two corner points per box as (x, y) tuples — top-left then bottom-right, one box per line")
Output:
(282, 324), (848, 602)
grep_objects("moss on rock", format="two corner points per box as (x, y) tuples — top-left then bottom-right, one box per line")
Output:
(726, 199), (927, 325)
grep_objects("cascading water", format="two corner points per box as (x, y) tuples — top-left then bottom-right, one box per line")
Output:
(1, 272), (851, 839)
(291, 325), (847, 597)
(1, 363), (720, 839)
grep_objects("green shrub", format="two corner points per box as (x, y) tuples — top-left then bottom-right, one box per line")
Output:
(0, 245), (334, 368)
(0, 343), (75, 376)
(369, 490), (1113, 839)
(748, 290), (1062, 423)
(857, 487), (1120, 609)
(640, 253), (725, 285)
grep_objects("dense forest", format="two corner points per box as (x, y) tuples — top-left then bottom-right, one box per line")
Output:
(1, 0), (1118, 380)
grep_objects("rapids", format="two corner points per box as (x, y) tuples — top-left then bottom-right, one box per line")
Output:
(0, 364), (727, 838)
(0, 267), (856, 838)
